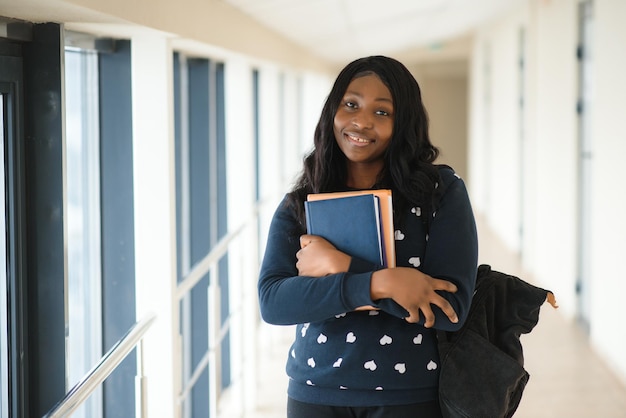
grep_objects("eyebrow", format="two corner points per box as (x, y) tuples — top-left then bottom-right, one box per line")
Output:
(344, 90), (393, 104)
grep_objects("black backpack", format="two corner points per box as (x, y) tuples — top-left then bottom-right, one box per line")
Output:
(437, 264), (557, 418)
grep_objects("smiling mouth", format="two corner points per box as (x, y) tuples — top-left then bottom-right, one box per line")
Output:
(346, 133), (372, 144)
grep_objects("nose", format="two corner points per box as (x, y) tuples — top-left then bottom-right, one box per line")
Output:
(351, 111), (373, 129)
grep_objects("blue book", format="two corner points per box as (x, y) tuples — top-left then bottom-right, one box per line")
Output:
(304, 194), (384, 266)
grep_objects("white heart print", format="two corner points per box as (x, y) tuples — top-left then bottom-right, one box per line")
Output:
(395, 230), (405, 240)
(346, 332), (356, 343)
(409, 257), (421, 267)
(333, 358), (343, 368)
(394, 363), (406, 374)
(427, 360), (438, 371)
(307, 358), (316, 368)
(379, 335), (392, 345)
(411, 207), (422, 216)
(301, 323), (309, 337)
(364, 360), (377, 371)
(317, 333), (327, 344)
(413, 334), (423, 344)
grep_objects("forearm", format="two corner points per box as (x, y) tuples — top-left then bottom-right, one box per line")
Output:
(258, 270), (375, 325)
(420, 176), (479, 330)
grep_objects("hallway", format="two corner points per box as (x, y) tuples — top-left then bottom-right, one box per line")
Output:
(237, 215), (626, 417)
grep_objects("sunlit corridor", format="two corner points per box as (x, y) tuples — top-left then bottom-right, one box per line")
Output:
(2, 0), (626, 417)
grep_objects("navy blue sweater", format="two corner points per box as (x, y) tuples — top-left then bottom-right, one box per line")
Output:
(258, 167), (478, 407)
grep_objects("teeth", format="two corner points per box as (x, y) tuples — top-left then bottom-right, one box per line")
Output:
(348, 135), (369, 143)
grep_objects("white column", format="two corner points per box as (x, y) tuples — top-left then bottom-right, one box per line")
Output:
(131, 30), (180, 418)
(224, 57), (257, 415)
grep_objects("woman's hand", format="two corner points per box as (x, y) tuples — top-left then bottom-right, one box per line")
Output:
(371, 267), (458, 327)
(296, 234), (351, 277)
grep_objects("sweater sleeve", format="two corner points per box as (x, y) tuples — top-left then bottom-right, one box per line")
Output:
(421, 169), (478, 331)
(258, 196), (382, 325)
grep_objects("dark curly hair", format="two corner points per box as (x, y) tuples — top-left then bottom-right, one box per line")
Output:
(288, 55), (441, 229)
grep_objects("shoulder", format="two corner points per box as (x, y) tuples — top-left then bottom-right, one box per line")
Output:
(269, 194), (305, 235)
(436, 164), (464, 193)
(432, 165), (473, 218)
(272, 194), (298, 220)
(436, 164), (460, 183)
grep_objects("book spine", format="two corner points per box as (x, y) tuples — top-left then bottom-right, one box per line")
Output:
(304, 201), (312, 234)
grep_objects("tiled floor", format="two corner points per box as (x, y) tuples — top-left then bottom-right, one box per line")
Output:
(224, 216), (626, 417)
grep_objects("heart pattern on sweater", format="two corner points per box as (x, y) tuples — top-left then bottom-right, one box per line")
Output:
(364, 360), (377, 371)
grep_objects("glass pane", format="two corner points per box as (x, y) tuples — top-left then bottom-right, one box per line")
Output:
(1, 93), (9, 418)
(64, 48), (103, 418)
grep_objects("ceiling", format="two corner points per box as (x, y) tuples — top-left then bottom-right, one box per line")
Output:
(219, 0), (524, 65)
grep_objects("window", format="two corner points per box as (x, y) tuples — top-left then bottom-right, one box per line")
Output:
(1, 91), (9, 418)
(64, 47), (103, 418)
(1, 34), (30, 417)
(64, 35), (136, 417)
(2, 23), (133, 417)
(174, 53), (229, 418)
(3, 22), (66, 417)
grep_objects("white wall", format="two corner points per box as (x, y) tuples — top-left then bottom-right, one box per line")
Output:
(413, 61), (469, 181)
(531, 0), (580, 317)
(469, 0), (578, 310)
(589, 0), (626, 387)
(470, 8), (529, 254)
(468, 0), (626, 386)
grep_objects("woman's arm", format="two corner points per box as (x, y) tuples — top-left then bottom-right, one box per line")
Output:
(418, 170), (478, 331)
(291, 170), (477, 330)
(366, 169), (477, 331)
(257, 197), (380, 325)
(258, 170), (478, 329)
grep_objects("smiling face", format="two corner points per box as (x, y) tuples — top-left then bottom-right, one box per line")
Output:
(333, 73), (394, 187)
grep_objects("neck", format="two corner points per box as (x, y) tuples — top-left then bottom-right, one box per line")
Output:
(345, 161), (383, 189)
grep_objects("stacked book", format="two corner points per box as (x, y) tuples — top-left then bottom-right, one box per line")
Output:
(305, 190), (395, 268)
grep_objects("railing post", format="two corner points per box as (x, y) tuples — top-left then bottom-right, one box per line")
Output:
(135, 339), (147, 418)
(208, 264), (221, 418)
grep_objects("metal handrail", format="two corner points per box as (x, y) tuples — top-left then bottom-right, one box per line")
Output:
(175, 203), (263, 301)
(174, 201), (267, 415)
(42, 313), (157, 418)
(175, 221), (246, 301)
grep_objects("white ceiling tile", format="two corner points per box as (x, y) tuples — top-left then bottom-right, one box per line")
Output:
(219, 0), (524, 64)
(342, 0), (449, 25)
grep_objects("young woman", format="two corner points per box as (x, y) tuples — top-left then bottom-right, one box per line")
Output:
(258, 56), (478, 417)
